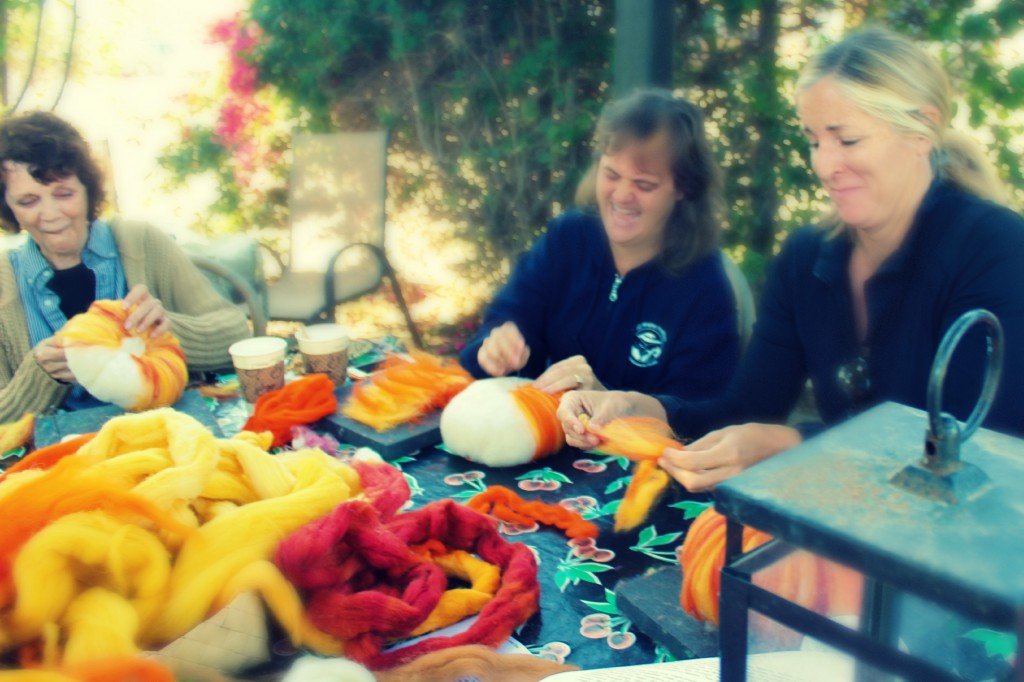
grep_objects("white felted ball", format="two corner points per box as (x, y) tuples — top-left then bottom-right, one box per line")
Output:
(281, 655), (377, 682)
(440, 377), (538, 467)
(65, 336), (150, 408)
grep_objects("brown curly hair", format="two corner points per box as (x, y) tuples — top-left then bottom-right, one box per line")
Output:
(0, 111), (106, 232)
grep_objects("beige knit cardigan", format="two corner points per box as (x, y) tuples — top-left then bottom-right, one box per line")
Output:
(0, 219), (252, 423)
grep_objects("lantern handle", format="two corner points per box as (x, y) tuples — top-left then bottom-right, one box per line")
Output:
(926, 308), (1003, 445)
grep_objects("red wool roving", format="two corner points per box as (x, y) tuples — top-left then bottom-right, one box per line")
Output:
(275, 498), (540, 670)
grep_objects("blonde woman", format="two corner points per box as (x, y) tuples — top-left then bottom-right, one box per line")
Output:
(559, 27), (1024, 491)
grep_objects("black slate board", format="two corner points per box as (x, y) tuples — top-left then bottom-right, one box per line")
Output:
(33, 388), (223, 448)
(615, 565), (719, 660)
(322, 382), (443, 459)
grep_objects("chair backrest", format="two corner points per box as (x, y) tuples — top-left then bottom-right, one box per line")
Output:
(288, 131), (389, 273)
(183, 235), (269, 336)
(720, 251), (756, 350)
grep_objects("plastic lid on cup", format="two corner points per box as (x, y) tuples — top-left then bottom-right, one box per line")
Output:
(295, 324), (349, 354)
(229, 336), (288, 370)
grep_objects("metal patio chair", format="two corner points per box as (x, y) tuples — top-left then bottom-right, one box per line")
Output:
(184, 234), (269, 337)
(265, 130), (422, 348)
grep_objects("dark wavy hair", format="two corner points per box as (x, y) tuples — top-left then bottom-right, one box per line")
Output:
(575, 89), (723, 274)
(0, 111), (106, 232)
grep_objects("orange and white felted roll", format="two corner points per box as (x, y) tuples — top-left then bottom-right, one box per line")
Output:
(440, 377), (564, 467)
(57, 300), (187, 411)
(678, 507), (863, 626)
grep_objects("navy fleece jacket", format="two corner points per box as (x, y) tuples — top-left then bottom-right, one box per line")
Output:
(460, 210), (740, 400)
(659, 182), (1024, 437)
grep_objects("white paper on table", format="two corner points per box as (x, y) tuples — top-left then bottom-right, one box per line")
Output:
(384, 614), (530, 656)
(540, 650), (856, 681)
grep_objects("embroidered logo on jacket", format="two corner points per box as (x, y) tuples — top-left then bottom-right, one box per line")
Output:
(629, 322), (667, 368)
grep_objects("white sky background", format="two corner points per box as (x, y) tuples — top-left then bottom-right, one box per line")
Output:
(18, 0), (247, 239)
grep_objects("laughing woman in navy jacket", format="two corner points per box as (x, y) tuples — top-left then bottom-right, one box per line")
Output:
(460, 90), (740, 400)
(559, 28), (1024, 491)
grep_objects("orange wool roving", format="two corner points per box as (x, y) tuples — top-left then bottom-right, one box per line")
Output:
(509, 385), (563, 457)
(342, 351), (473, 432)
(243, 373), (339, 447)
(57, 300), (187, 411)
(275, 498), (540, 670)
(466, 485), (597, 540)
(440, 378), (566, 467)
(0, 408), (389, 667)
(7, 656), (176, 682)
(585, 416), (682, 532)
(61, 657), (176, 682)
(583, 415), (681, 462)
(678, 507), (864, 626)
(0, 432), (95, 483)
(0, 454), (190, 611)
(0, 412), (35, 455)
(374, 644), (580, 682)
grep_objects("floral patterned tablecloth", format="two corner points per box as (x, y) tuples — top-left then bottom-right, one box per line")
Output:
(383, 444), (713, 669)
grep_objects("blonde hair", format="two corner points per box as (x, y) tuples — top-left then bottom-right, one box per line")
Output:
(797, 26), (1009, 207)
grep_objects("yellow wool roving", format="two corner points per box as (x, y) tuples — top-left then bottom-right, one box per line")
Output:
(144, 451), (361, 644)
(7, 511), (170, 643)
(0, 408), (373, 668)
(61, 587), (141, 665)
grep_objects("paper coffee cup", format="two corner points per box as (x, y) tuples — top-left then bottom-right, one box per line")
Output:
(229, 336), (288, 402)
(295, 324), (348, 354)
(295, 324), (349, 385)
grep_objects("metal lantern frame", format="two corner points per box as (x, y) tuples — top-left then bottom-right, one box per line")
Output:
(716, 310), (1021, 681)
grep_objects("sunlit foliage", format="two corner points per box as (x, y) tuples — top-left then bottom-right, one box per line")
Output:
(160, 1), (1022, 290)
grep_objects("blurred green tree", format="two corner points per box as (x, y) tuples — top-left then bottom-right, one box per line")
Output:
(162, 0), (1023, 289)
(671, 0), (1023, 284)
(247, 0), (613, 283)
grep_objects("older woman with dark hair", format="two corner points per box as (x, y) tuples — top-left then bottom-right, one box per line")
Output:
(459, 89), (740, 400)
(0, 111), (250, 421)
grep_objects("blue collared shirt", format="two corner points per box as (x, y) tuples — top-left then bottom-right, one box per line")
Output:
(8, 220), (127, 409)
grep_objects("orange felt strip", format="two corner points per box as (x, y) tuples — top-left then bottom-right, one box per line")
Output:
(508, 385), (564, 459)
(243, 373), (339, 447)
(466, 485), (598, 540)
